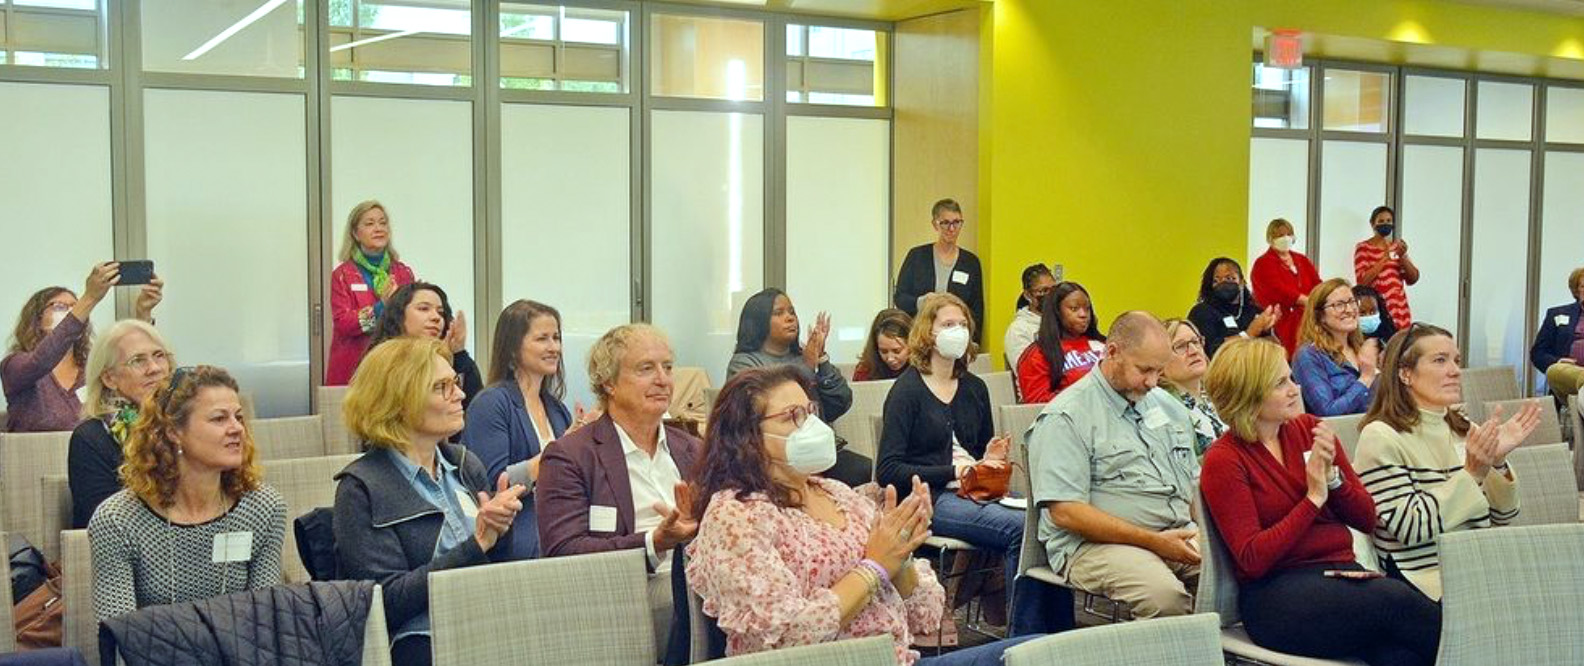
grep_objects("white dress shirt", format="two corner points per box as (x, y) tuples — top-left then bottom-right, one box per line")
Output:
(614, 421), (684, 573)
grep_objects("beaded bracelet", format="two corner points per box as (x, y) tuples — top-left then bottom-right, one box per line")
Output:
(858, 559), (893, 592)
(850, 564), (880, 598)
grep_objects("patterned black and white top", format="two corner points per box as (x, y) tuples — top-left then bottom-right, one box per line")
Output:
(87, 485), (288, 622)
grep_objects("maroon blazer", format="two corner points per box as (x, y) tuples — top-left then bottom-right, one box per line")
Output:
(535, 414), (701, 569)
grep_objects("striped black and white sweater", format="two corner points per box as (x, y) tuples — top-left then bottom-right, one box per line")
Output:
(1354, 409), (1519, 600)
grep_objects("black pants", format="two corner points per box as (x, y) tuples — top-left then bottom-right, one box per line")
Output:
(1240, 562), (1441, 666)
(822, 448), (873, 488)
(391, 634), (432, 666)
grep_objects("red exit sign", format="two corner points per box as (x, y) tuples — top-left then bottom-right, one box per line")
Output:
(1265, 29), (1303, 69)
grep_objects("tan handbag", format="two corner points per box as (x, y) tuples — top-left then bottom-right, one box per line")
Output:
(955, 461), (1013, 502)
(14, 564), (63, 649)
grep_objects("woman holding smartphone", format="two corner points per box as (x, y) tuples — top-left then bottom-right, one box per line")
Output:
(1200, 338), (1439, 665)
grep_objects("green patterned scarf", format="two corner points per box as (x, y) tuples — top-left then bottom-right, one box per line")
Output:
(106, 400), (139, 444)
(352, 250), (393, 295)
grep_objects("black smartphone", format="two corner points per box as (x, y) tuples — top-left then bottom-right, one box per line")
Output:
(118, 260), (155, 286)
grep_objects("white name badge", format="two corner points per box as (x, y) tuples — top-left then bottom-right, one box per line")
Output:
(455, 490), (479, 519)
(1142, 408), (1169, 430)
(1557, 314), (1570, 327)
(1389, 253), (1400, 261)
(350, 283), (369, 292)
(211, 531), (254, 564)
(951, 270), (970, 285)
(589, 505), (618, 533)
(1223, 316), (1238, 329)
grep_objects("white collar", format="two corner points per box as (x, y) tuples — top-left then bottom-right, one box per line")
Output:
(614, 420), (669, 458)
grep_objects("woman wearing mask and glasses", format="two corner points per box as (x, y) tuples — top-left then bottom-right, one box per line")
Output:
(69, 320), (176, 528)
(1251, 219), (1321, 358)
(1188, 257), (1280, 360)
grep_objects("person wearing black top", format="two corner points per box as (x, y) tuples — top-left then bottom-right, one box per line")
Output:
(1186, 257), (1280, 360)
(892, 199), (985, 344)
(366, 281), (483, 409)
(69, 319), (174, 528)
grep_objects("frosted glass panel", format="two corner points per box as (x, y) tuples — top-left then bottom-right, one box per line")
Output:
(0, 82), (113, 413)
(1317, 141), (1387, 283)
(1400, 145), (1463, 333)
(142, 0), (302, 77)
(1545, 86), (1584, 144)
(1404, 75), (1465, 138)
(501, 103), (631, 409)
(651, 110), (764, 385)
(330, 96), (475, 354)
(1469, 149), (1531, 388)
(1541, 152), (1584, 324)
(1477, 81), (1533, 141)
(145, 89), (308, 417)
(1247, 137), (1309, 267)
(786, 116), (889, 366)
(1323, 69), (1389, 133)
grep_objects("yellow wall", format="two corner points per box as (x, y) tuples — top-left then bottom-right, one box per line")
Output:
(981, 0), (1584, 368)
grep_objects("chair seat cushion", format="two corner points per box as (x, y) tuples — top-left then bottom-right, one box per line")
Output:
(1220, 625), (1367, 666)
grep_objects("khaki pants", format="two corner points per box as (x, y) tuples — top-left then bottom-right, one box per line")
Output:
(648, 572), (675, 658)
(1064, 542), (1199, 619)
(1546, 362), (1584, 402)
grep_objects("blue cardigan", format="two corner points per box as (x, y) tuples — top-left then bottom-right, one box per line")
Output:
(1292, 343), (1374, 417)
(460, 380), (571, 561)
(1530, 301), (1584, 372)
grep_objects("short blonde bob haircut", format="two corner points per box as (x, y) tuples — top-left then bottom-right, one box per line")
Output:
(1567, 266), (1584, 298)
(1204, 337), (1290, 442)
(82, 319), (175, 419)
(337, 199), (400, 264)
(907, 293), (978, 378)
(1265, 218), (1295, 243)
(588, 323), (671, 408)
(344, 336), (451, 452)
(120, 365), (260, 509)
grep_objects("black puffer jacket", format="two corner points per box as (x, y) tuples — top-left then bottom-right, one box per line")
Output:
(99, 580), (375, 666)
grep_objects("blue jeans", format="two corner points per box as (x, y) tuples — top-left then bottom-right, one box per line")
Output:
(916, 634), (1043, 666)
(931, 493), (1036, 630)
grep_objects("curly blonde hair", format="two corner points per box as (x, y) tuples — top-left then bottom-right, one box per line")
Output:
(119, 365), (261, 509)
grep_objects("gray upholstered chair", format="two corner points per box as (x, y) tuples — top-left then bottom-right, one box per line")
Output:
(1481, 397), (1564, 449)
(706, 636), (895, 666)
(261, 453), (360, 583)
(250, 414), (328, 461)
(1436, 524), (1584, 664)
(361, 585), (392, 666)
(1004, 613), (1223, 666)
(37, 473), (71, 560)
(832, 378), (895, 459)
(968, 355), (992, 375)
(0, 430), (71, 549)
(316, 385), (355, 455)
(1506, 443), (1581, 527)
(0, 531), (15, 654)
(980, 371), (1016, 431)
(1320, 413), (1366, 460)
(1458, 365), (1519, 421)
(60, 529), (97, 665)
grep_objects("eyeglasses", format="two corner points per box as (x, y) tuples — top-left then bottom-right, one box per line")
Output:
(1323, 298), (1360, 312)
(761, 401), (820, 429)
(937, 220), (965, 230)
(1171, 337), (1205, 356)
(119, 349), (171, 374)
(431, 373), (464, 396)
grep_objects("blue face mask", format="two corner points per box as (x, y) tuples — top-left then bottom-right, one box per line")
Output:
(1359, 313), (1382, 334)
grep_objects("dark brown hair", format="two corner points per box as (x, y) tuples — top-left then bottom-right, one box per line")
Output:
(119, 365), (261, 509)
(486, 299), (566, 399)
(9, 286), (91, 368)
(854, 308), (911, 381)
(691, 365), (817, 519)
(368, 281), (454, 351)
(1362, 323), (1471, 437)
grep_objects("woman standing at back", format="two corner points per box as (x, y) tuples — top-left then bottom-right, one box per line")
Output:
(326, 200), (416, 386)
(1251, 218), (1321, 357)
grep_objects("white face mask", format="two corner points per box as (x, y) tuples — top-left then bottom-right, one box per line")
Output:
(1272, 235), (1295, 252)
(768, 415), (837, 475)
(935, 325), (971, 360)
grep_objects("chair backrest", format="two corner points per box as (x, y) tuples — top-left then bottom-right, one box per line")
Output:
(1505, 443), (1580, 527)
(968, 355), (991, 375)
(1013, 437), (1057, 583)
(707, 636), (896, 666)
(1321, 413), (1366, 460)
(61, 528), (98, 665)
(832, 379), (895, 458)
(262, 453), (360, 583)
(840, 407), (881, 461)
(833, 362), (857, 382)
(1460, 365), (1520, 419)
(1002, 404), (1044, 498)
(981, 371), (1016, 431)
(1483, 398), (1563, 449)
(0, 531), (14, 654)
(429, 549), (655, 666)
(1192, 493), (1241, 627)
(362, 585), (391, 666)
(1574, 390), (1584, 490)
(316, 385), (355, 455)
(1437, 524), (1584, 664)
(37, 473), (70, 560)
(250, 415), (327, 461)
(0, 430), (71, 548)
(1004, 613), (1223, 666)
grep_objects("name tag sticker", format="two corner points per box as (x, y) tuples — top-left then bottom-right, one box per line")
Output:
(951, 270), (970, 285)
(1390, 253), (1399, 261)
(1557, 314), (1570, 326)
(1142, 408), (1169, 430)
(350, 283), (369, 292)
(211, 531), (254, 564)
(589, 505), (618, 533)
(455, 490), (479, 519)
(1222, 316), (1238, 329)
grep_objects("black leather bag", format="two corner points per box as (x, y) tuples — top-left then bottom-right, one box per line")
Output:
(293, 508), (338, 581)
(8, 533), (49, 603)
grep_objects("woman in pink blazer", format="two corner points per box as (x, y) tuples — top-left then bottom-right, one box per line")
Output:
(326, 200), (416, 385)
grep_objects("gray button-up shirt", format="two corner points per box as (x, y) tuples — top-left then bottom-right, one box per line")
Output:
(1025, 366), (1199, 573)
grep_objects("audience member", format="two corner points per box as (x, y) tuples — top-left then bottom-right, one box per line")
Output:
(1200, 337), (1440, 665)
(1352, 284), (1398, 349)
(367, 281), (480, 408)
(854, 308), (912, 382)
(332, 337), (527, 666)
(1186, 257), (1278, 359)
(4, 262), (161, 432)
(327, 200), (415, 386)
(727, 288), (870, 487)
(69, 319), (174, 528)
(688, 366), (1037, 665)
(1016, 281), (1105, 403)
(89, 365), (286, 622)
(1027, 311), (1200, 618)
(876, 293), (1027, 625)
(1004, 263), (1057, 372)
(460, 299), (594, 562)
(893, 199), (985, 344)
(1354, 206), (1417, 330)
(1292, 279), (1378, 417)
(1250, 218), (1321, 357)
(1529, 266), (1584, 402)
(1160, 319), (1225, 458)
(536, 323), (701, 655)
(1355, 324), (1539, 601)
